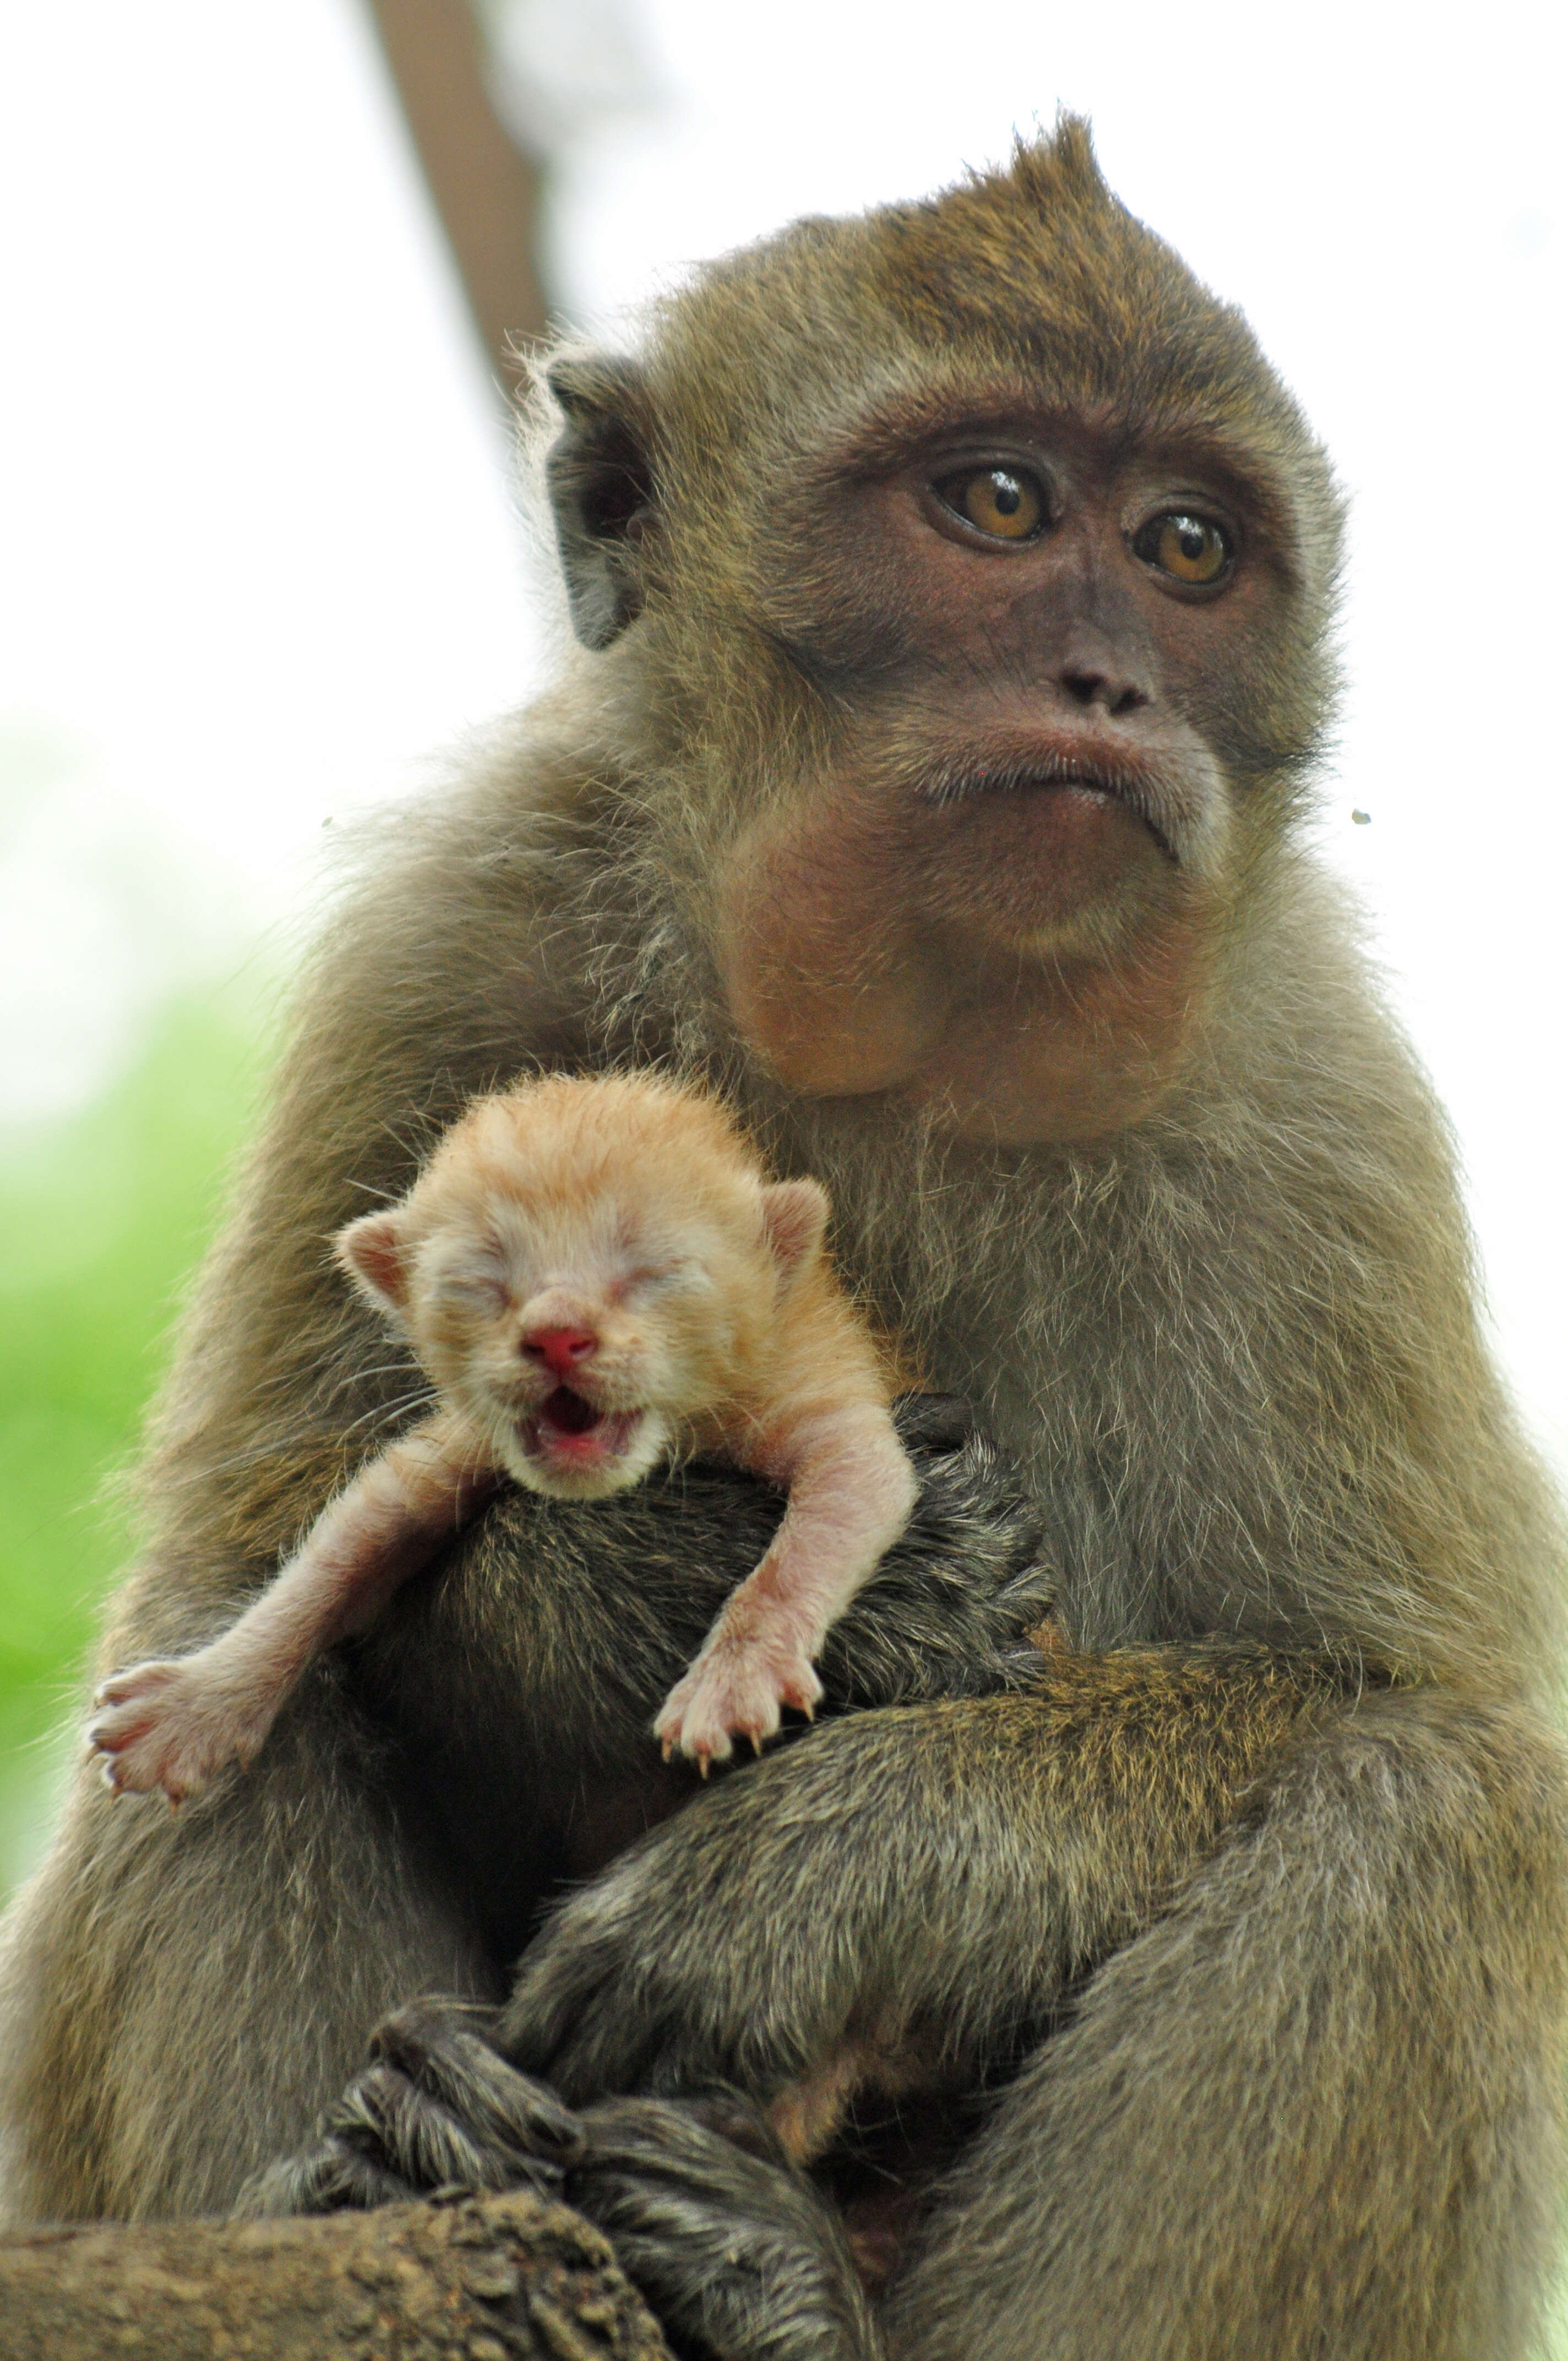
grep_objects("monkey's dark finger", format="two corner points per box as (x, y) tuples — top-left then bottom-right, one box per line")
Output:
(890, 1391), (976, 1452)
(372, 1998), (584, 2165)
(233, 2136), (421, 2219)
(368, 1994), (503, 2057)
(330, 2057), (558, 2196)
(575, 2094), (791, 2196)
(568, 2097), (878, 2361)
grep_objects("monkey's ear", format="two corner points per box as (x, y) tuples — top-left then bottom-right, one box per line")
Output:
(335, 1211), (411, 1316)
(760, 1179), (831, 1287)
(545, 353), (656, 651)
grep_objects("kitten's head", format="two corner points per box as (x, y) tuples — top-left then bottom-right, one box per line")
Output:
(335, 1073), (827, 1500)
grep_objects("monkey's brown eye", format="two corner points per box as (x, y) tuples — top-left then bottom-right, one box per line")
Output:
(938, 466), (1046, 541)
(1136, 512), (1232, 585)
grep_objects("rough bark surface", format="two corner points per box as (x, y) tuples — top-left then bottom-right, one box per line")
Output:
(0, 2188), (672, 2361)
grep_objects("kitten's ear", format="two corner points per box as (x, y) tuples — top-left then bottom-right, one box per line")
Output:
(760, 1179), (830, 1286)
(335, 1211), (410, 1314)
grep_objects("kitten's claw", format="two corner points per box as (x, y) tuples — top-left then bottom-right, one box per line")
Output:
(652, 1636), (824, 1767)
(84, 1653), (263, 1807)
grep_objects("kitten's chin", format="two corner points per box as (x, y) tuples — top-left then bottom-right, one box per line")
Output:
(502, 1393), (668, 1500)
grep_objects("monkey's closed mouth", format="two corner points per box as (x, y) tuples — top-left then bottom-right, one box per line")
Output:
(919, 759), (1178, 861)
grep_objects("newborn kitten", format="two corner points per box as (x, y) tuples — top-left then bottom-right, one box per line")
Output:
(88, 1071), (917, 1799)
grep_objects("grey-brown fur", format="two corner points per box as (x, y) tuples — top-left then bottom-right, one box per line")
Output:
(1, 117), (1565, 2361)
(0, 1406), (1046, 2218)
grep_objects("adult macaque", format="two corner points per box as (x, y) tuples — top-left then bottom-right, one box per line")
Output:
(2, 120), (1565, 2361)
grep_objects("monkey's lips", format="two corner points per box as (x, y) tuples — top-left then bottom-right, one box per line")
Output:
(517, 1388), (647, 1486)
(927, 761), (1178, 865)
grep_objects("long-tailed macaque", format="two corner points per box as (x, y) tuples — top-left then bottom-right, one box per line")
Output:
(86, 1071), (916, 1792)
(2, 119), (1565, 2361)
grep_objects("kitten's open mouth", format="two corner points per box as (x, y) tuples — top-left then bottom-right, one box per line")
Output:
(539, 1385), (605, 1438)
(519, 1389), (646, 1483)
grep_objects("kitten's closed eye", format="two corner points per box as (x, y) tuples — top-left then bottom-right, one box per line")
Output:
(424, 1247), (513, 1314)
(623, 1258), (715, 1300)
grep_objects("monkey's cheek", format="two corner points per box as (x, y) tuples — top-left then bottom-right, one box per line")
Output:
(713, 812), (954, 1097)
(716, 899), (949, 1099)
(721, 943), (950, 1097)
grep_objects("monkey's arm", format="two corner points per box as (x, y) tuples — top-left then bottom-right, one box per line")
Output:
(504, 1647), (1339, 2109)
(653, 1406), (919, 1767)
(271, 1645), (1338, 2177)
(86, 1409), (498, 1805)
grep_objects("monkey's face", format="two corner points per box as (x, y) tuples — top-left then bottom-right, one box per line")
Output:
(705, 412), (1288, 1144)
(545, 129), (1341, 1147)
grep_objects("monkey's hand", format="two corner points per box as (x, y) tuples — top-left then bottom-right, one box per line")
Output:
(652, 1629), (824, 1770)
(244, 2006), (879, 2361)
(235, 1999), (584, 2218)
(85, 1653), (273, 1807)
(567, 2093), (880, 2361)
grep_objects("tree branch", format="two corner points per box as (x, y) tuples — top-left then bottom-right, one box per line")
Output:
(0, 2187), (672, 2361)
(362, 0), (551, 391)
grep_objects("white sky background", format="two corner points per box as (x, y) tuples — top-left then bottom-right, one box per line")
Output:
(1, 0), (1566, 1466)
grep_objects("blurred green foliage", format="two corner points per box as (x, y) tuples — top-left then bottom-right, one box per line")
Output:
(0, 992), (268, 1893)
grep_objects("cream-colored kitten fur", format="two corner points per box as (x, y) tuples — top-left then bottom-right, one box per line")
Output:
(87, 1073), (917, 1797)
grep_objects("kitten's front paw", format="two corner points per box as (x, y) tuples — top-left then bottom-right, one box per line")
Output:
(86, 1658), (249, 1807)
(653, 1638), (824, 1771)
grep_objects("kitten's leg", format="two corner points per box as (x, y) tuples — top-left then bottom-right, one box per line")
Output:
(88, 1410), (496, 1803)
(654, 1406), (917, 1769)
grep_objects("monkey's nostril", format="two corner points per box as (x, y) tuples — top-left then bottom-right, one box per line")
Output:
(1062, 668), (1148, 716)
(523, 1326), (598, 1379)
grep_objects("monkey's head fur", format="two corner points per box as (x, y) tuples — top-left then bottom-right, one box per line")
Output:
(541, 117), (1344, 1146)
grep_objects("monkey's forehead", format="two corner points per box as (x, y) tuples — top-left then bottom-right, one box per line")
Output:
(638, 122), (1337, 552)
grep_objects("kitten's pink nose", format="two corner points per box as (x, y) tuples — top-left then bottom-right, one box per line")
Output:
(523, 1325), (597, 1379)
